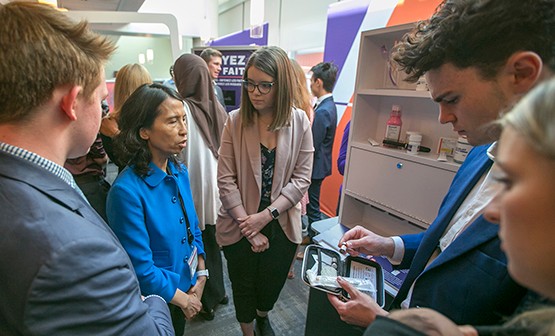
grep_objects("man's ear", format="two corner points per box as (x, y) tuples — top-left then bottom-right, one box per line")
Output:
(60, 86), (82, 121)
(506, 51), (543, 95)
(316, 78), (324, 88)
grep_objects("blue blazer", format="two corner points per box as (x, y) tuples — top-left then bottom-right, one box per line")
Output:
(311, 96), (337, 179)
(107, 161), (205, 303)
(392, 145), (526, 325)
(0, 151), (173, 335)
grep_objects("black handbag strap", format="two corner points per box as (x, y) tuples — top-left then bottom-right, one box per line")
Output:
(167, 166), (193, 246)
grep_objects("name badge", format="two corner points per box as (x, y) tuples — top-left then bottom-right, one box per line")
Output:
(188, 246), (198, 279)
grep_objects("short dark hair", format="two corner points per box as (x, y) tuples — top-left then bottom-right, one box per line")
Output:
(310, 62), (338, 92)
(393, 0), (555, 82)
(114, 83), (183, 176)
(199, 48), (223, 63)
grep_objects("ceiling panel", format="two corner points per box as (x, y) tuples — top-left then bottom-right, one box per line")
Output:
(59, 0), (145, 12)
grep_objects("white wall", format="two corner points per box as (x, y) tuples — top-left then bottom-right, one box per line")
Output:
(218, 0), (339, 54)
(98, 0), (339, 78)
(106, 35), (194, 81)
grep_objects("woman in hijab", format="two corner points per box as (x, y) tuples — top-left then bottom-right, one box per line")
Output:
(173, 53), (229, 320)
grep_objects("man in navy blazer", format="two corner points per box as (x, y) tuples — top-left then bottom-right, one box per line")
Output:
(200, 47), (227, 108)
(0, 3), (173, 335)
(328, 0), (555, 328)
(306, 62), (338, 234)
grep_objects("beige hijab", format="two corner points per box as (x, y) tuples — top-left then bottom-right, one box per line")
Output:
(173, 53), (227, 158)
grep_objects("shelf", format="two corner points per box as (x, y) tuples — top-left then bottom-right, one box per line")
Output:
(350, 140), (460, 172)
(339, 196), (425, 236)
(339, 22), (460, 239)
(344, 190), (429, 230)
(362, 23), (415, 38)
(358, 89), (431, 99)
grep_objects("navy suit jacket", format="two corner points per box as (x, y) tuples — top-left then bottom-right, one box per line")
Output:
(214, 82), (226, 108)
(312, 96), (337, 179)
(391, 145), (526, 325)
(0, 151), (174, 335)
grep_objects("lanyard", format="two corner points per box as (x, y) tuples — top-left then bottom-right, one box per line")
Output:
(167, 166), (194, 246)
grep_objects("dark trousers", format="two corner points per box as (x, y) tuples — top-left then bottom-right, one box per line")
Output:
(169, 303), (186, 336)
(74, 174), (110, 222)
(307, 178), (324, 233)
(200, 224), (226, 311)
(223, 220), (297, 323)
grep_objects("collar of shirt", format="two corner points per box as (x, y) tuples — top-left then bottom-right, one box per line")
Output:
(486, 141), (498, 161)
(438, 142), (499, 250)
(0, 142), (77, 189)
(314, 93), (333, 109)
(142, 160), (182, 187)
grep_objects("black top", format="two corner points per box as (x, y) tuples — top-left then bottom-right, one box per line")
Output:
(259, 144), (275, 207)
(100, 133), (125, 173)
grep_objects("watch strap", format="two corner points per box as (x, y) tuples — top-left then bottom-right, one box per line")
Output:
(197, 269), (209, 278)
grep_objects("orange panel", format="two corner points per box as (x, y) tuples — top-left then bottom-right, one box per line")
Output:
(320, 98), (352, 217)
(387, 0), (442, 27)
(295, 53), (324, 69)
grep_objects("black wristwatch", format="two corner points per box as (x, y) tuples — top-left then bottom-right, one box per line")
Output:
(267, 206), (280, 219)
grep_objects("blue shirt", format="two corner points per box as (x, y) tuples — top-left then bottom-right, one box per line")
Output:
(106, 160), (204, 302)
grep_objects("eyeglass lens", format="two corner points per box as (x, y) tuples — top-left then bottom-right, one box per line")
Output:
(243, 81), (273, 94)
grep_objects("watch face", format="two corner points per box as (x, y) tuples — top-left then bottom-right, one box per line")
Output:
(271, 208), (279, 219)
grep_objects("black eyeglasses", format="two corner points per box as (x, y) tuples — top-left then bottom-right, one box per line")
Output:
(242, 80), (275, 94)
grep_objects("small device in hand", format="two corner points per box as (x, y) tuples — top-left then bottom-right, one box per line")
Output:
(301, 245), (385, 307)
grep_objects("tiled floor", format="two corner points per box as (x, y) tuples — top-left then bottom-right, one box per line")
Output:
(184, 255), (309, 336)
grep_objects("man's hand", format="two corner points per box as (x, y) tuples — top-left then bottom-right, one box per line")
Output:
(327, 277), (387, 327)
(338, 226), (395, 259)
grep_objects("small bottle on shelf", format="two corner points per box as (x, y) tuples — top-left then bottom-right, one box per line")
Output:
(384, 105), (402, 142)
(406, 132), (422, 155)
(453, 137), (473, 164)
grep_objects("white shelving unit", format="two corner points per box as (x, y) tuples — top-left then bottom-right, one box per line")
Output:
(339, 23), (460, 236)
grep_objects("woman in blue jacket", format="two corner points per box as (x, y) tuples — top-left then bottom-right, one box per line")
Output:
(107, 83), (206, 335)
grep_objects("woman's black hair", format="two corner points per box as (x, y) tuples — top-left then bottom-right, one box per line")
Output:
(113, 83), (184, 176)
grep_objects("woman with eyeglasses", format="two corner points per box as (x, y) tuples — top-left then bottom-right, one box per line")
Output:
(216, 46), (314, 336)
(106, 83), (206, 335)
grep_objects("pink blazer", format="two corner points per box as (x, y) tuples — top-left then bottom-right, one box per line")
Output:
(216, 108), (314, 246)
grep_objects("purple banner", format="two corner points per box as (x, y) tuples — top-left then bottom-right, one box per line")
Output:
(208, 23), (269, 48)
(324, 2), (368, 79)
(194, 47), (258, 112)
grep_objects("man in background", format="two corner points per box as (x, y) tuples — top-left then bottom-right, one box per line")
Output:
(305, 62), (338, 241)
(162, 65), (177, 90)
(0, 2), (173, 334)
(200, 47), (226, 108)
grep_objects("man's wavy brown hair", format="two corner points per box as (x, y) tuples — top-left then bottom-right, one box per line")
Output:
(393, 0), (555, 82)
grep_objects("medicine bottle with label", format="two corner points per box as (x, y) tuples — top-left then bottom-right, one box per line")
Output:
(406, 133), (422, 155)
(384, 105), (402, 142)
(453, 137), (473, 164)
